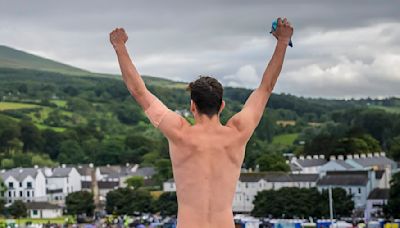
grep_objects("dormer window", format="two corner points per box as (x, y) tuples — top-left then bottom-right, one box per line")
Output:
(8, 182), (13, 189)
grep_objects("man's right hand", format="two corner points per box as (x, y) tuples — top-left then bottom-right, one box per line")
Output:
(110, 28), (128, 50)
(272, 18), (294, 44)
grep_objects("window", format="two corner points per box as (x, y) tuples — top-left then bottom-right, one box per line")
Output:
(19, 182), (22, 188)
(245, 183), (248, 188)
(27, 191), (30, 197)
(8, 191), (12, 197)
(19, 191), (23, 197)
(32, 191), (35, 197)
(349, 188), (352, 194)
(33, 210), (38, 215)
(8, 182), (13, 189)
(27, 182), (32, 188)
(358, 188), (361, 194)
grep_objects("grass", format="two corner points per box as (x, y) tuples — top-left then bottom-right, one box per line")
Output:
(35, 123), (66, 132)
(272, 133), (299, 145)
(0, 216), (75, 225)
(0, 102), (39, 111)
(51, 99), (67, 108)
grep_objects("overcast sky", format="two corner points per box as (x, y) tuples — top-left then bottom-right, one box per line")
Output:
(1, 0), (399, 98)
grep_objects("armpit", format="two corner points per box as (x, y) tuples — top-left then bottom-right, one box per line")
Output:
(144, 96), (170, 128)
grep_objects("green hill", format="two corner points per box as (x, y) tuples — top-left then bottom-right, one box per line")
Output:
(0, 45), (90, 75)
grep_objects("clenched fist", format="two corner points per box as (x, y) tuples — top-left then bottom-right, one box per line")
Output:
(110, 28), (128, 50)
(272, 18), (293, 44)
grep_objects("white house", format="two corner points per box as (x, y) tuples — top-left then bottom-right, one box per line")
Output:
(0, 168), (47, 203)
(317, 170), (379, 209)
(290, 155), (327, 174)
(364, 188), (390, 220)
(233, 172), (319, 212)
(74, 164), (102, 182)
(26, 202), (63, 219)
(46, 166), (82, 204)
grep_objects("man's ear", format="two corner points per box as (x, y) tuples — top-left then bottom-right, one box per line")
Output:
(219, 100), (225, 114)
(190, 100), (196, 113)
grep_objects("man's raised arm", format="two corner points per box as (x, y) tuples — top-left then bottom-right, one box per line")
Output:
(110, 28), (188, 140)
(226, 18), (293, 138)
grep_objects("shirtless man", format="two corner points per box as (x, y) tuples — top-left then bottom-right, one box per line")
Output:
(110, 17), (293, 228)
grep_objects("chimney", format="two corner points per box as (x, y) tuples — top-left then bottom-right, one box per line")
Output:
(354, 154), (360, 159)
(329, 156), (336, 161)
(34, 165), (39, 169)
(380, 152), (386, 157)
(89, 163), (94, 168)
(306, 155), (312, 159)
(373, 152), (380, 157)
(61, 164), (66, 168)
(367, 153), (373, 158)
(299, 156), (305, 160)
(347, 154), (353, 160)
(319, 155), (325, 159)
(126, 163), (130, 167)
(313, 155), (319, 159)
(106, 164), (110, 167)
(360, 154), (367, 158)
(338, 155), (344, 160)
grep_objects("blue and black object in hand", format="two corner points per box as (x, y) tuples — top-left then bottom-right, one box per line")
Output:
(270, 19), (293, 47)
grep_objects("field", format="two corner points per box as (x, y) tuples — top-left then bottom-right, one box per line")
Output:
(0, 101), (71, 132)
(0, 216), (75, 225)
(272, 133), (299, 145)
(0, 102), (39, 111)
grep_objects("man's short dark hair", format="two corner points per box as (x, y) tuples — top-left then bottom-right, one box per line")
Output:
(187, 76), (223, 118)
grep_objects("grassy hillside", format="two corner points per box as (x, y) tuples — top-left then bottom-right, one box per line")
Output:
(0, 45), (92, 75)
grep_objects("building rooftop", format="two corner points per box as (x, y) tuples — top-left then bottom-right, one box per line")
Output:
(317, 171), (369, 186)
(50, 167), (73, 178)
(239, 172), (319, 183)
(0, 168), (40, 181)
(26, 202), (62, 210)
(368, 188), (390, 200)
(295, 158), (328, 168)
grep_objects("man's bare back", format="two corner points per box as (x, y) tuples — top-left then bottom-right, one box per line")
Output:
(170, 124), (246, 228)
(110, 17), (294, 228)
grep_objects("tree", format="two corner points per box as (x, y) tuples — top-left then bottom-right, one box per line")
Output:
(65, 191), (95, 217)
(125, 176), (144, 189)
(19, 121), (43, 152)
(155, 192), (177, 216)
(58, 140), (87, 164)
(386, 172), (400, 217)
(388, 135), (400, 161)
(106, 188), (153, 215)
(251, 187), (353, 218)
(8, 200), (27, 218)
(0, 178), (6, 215)
(256, 153), (290, 172)
(154, 159), (173, 183)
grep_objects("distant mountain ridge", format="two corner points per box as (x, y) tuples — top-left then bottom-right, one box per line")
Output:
(0, 45), (90, 75)
(0, 45), (189, 87)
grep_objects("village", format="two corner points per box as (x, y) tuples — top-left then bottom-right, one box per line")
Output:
(1, 152), (398, 227)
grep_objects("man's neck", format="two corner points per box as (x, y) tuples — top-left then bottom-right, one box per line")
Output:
(194, 114), (222, 127)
